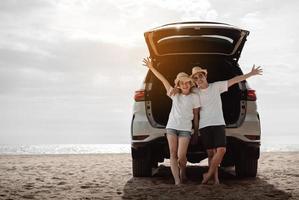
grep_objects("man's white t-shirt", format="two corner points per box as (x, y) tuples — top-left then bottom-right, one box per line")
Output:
(166, 87), (201, 132)
(193, 81), (228, 129)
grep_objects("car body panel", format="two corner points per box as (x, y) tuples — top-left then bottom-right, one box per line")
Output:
(144, 22), (249, 60)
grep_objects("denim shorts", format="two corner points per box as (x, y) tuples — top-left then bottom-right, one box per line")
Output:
(166, 128), (192, 138)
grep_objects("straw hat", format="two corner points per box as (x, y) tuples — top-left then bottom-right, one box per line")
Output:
(174, 72), (194, 87)
(191, 66), (208, 78)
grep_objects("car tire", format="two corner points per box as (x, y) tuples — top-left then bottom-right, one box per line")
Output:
(132, 148), (152, 177)
(235, 157), (258, 178)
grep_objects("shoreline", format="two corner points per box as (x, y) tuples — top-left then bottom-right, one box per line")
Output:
(0, 152), (298, 199)
(0, 150), (298, 156)
(1, 143), (299, 155)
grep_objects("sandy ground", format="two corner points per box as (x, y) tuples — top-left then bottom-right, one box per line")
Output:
(0, 152), (298, 200)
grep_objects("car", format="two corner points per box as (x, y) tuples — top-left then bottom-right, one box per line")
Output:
(131, 22), (261, 178)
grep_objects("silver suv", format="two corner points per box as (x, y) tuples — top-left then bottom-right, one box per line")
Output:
(131, 22), (261, 178)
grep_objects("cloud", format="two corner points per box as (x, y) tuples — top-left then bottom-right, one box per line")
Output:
(0, 0), (52, 13)
(0, 0), (299, 144)
(240, 12), (265, 31)
(0, 35), (147, 97)
(153, 0), (218, 21)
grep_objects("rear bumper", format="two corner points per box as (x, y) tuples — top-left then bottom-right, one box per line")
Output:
(131, 136), (166, 149)
(225, 137), (260, 162)
(131, 136), (260, 163)
(132, 135), (259, 149)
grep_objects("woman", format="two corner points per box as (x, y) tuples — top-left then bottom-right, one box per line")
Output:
(143, 57), (200, 185)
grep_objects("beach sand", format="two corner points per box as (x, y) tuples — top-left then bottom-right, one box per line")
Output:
(0, 152), (298, 200)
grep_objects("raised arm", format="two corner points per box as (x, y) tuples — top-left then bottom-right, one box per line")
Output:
(227, 65), (263, 88)
(142, 57), (172, 92)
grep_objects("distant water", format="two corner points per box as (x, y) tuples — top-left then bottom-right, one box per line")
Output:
(0, 144), (131, 155)
(0, 143), (298, 155)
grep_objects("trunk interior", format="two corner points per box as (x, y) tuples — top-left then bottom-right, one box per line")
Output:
(146, 55), (244, 127)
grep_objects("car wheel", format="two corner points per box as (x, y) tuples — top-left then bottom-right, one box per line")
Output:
(132, 147), (152, 177)
(235, 157), (258, 178)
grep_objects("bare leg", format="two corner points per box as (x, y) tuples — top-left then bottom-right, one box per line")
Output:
(213, 149), (220, 185)
(207, 149), (219, 184)
(202, 147), (226, 184)
(177, 136), (190, 183)
(166, 133), (180, 185)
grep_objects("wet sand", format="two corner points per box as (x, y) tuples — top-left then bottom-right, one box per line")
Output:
(0, 152), (298, 199)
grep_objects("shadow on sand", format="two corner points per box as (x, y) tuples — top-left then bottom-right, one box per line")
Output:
(122, 165), (291, 200)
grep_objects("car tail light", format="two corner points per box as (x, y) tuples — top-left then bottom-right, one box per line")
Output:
(132, 135), (149, 140)
(245, 135), (260, 140)
(134, 90), (145, 101)
(247, 89), (257, 101)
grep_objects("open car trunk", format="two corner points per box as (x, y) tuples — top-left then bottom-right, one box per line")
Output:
(144, 22), (249, 61)
(146, 55), (245, 127)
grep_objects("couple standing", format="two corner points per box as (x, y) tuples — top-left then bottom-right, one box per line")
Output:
(143, 57), (262, 185)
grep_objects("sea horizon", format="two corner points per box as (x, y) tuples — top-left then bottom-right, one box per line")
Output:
(0, 143), (298, 155)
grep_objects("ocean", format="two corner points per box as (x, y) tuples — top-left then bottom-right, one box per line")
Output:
(0, 144), (131, 155)
(0, 143), (298, 155)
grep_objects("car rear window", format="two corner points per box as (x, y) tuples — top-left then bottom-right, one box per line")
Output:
(152, 27), (242, 55)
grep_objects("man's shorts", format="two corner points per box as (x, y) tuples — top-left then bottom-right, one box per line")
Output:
(200, 125), (226, 149)
(166, 128), (192, 139)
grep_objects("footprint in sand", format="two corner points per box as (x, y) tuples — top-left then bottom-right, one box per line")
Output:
(43, 184), (54, 189)
(23, 183), (35, 190)
(80, 185), (92, 189)
(22, 166), (30, 171)
(57, 181), (67, 185)
(21, 194), (35, 199)
(7, 166), (16, 171)
(35, 177), (44, 182)
(52, 176), (63, 180)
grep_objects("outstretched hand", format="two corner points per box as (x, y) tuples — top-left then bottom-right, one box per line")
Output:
(142, 57), (153, 69)
(250, 64), (263, 76)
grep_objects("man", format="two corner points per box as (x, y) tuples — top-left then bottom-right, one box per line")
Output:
(190, 65), (262, 184)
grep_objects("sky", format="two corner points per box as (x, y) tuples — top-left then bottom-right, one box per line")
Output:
(0, 0), (298, 145)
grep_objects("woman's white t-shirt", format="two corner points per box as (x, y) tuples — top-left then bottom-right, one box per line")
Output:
(166, 87), (201, 132)
(193, 81), (228, 129)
